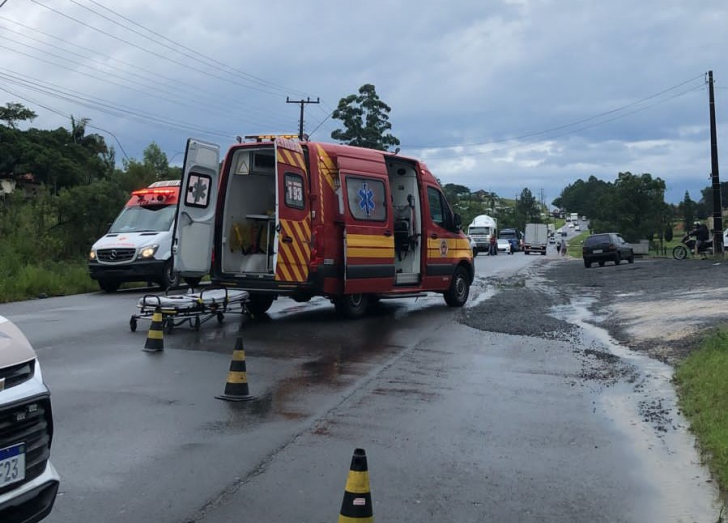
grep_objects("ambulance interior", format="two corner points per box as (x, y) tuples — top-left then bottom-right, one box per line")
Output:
(387, 160), (422, 285)
(220, 148), (277, 275)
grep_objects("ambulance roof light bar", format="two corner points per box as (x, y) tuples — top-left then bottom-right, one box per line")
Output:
(243, 134), (300, 143)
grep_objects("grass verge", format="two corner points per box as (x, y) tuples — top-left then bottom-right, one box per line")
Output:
(0, 260), (98, 303)
(674, 328), (728, 490)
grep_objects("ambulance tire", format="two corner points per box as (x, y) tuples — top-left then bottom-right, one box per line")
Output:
(248, 293), (275, 315)
(98, 279), (120, 293)
(184, 277), (202, 289)
(334, 294), (370, 319)
(159, 260), (180, 290)
(444, 266), (470, 307)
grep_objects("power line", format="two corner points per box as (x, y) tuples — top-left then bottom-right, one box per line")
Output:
(420, 83), (705, 161)
(27, 0), (305, 100)
(83, 0), (311, 99)
(0, 73), (241, 139)
(0, 43), (289, 131)
(0, 17), (292, 126)
(404, 73), (706, 151)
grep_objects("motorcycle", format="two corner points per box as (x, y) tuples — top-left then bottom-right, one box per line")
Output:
(672, 235), (713, 260)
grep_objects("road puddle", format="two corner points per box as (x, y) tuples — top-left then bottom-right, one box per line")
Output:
(552, 298), (725, 521)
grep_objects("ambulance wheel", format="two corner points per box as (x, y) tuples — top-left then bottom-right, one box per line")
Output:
(159, 260), (180, 290)
(248, 294), (275, 315)
(444, 266), (470, 307)
(185, 277), (202, 289)
(335, 294), (370, 319)
(98, 279), (120, 293)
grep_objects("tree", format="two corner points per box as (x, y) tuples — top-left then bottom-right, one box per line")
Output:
(143, 142), (172, 181)
(0, 102), (37, 129)
(514, 188), (541, 229)
(679, 191), (695, 232)
(331, 84), (400, 151)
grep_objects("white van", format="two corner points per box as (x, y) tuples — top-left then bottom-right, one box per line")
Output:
(0, 315), (60, 522)
(88, 181), (184, 292)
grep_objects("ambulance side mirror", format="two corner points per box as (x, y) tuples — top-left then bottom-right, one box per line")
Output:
(453, 213), (463, 231)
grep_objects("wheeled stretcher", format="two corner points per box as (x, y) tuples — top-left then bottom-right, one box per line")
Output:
(129, 288), (250, 332)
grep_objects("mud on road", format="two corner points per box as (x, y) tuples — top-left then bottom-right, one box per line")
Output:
(466, 256), (728, 365)
(462, 255), (728, 440)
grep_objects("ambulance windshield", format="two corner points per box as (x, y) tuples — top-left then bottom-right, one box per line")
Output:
(109, 205), (176, 233)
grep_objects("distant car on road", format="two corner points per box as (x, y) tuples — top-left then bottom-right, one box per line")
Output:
(496, 238), (513, 254)
(575, 224), (581, 231)
(582, 233), (635, 268)
(549, 236), (556, 244)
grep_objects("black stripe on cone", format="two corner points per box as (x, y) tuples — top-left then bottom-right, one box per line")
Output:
(143, 307), (164, 352)
(216, 335), (255, 402)
(339, 448), (373, 522)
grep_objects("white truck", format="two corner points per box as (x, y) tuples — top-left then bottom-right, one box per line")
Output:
(523, 223), (548, 255)
(467, 215), (497, 255)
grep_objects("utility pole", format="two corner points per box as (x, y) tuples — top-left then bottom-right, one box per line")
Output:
(286, 97), (320, 140)
(708, 71), (723, 255)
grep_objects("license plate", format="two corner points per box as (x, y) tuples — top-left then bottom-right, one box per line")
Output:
(593, 249), (603, 254)
(0, 443), (25, 487)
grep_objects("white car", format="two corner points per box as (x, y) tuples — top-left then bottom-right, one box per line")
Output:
(0, 316), (60, 522)
(496, 238), (513, 254)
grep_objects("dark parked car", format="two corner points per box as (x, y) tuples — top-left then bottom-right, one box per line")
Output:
(582, 233), (634, 268)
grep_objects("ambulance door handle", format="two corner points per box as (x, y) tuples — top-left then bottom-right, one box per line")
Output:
(384, 230), (392, 237)
(282, 236), (293, 244)
(430, 233), (439, 239)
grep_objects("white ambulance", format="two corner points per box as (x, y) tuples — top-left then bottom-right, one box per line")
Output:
(88, 181), (185, 292)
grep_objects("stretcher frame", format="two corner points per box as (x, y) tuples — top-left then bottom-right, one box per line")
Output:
(129, 287), (250, 333)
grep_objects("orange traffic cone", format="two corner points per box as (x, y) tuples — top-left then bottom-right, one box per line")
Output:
(339, 448), (373, 522)
(143, 307), (164, 352)
(216, 335), (255, 401)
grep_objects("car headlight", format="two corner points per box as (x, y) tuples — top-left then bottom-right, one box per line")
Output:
(89, 250), (96, 260)
(139, 245), (159, 259)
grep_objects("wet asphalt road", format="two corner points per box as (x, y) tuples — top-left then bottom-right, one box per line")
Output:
(0, 246), (723, 522)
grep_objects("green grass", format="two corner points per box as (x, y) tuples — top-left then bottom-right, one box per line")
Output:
(565, 231), (590, 257)
(0, 259), (98, 303)
(675, 328), (728, 489)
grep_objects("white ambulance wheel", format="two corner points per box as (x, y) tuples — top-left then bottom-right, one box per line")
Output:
(335, 294), (370, 319)
(444, 267), (470, 307)
(98, 279), (120, 293)
(159, 260), (180, 289)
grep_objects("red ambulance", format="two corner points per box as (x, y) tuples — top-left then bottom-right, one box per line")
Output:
(173, 135), (474, 318)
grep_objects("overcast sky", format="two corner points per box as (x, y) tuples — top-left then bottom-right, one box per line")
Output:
(2, 0), (727, 204)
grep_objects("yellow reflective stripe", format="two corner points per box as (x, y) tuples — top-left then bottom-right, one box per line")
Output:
(226, 371), (248, 384)
(277, 261), (294, 281)
(147, 330), (163, 340)
(347, 234), (394, 248)
(344, 471), (371, 494)
(232, 350), (246, 361)
(338, 516), (373, 523)
(347, 247), (393, 258)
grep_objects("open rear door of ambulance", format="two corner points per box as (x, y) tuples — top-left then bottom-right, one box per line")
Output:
(173, 138), (220, 278)
(274, 137), (312, 286)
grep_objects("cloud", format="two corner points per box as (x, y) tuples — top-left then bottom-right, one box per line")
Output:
(1, 0), (727, 204)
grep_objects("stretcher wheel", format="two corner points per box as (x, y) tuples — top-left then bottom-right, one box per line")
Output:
(164, 318), (174, 334)
(194, 316), (201, 331)
(129, 317), (137, 332)
(216, 312), (225, 324)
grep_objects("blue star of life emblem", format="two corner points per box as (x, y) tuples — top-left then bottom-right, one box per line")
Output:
(358, 182), (375, 216)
